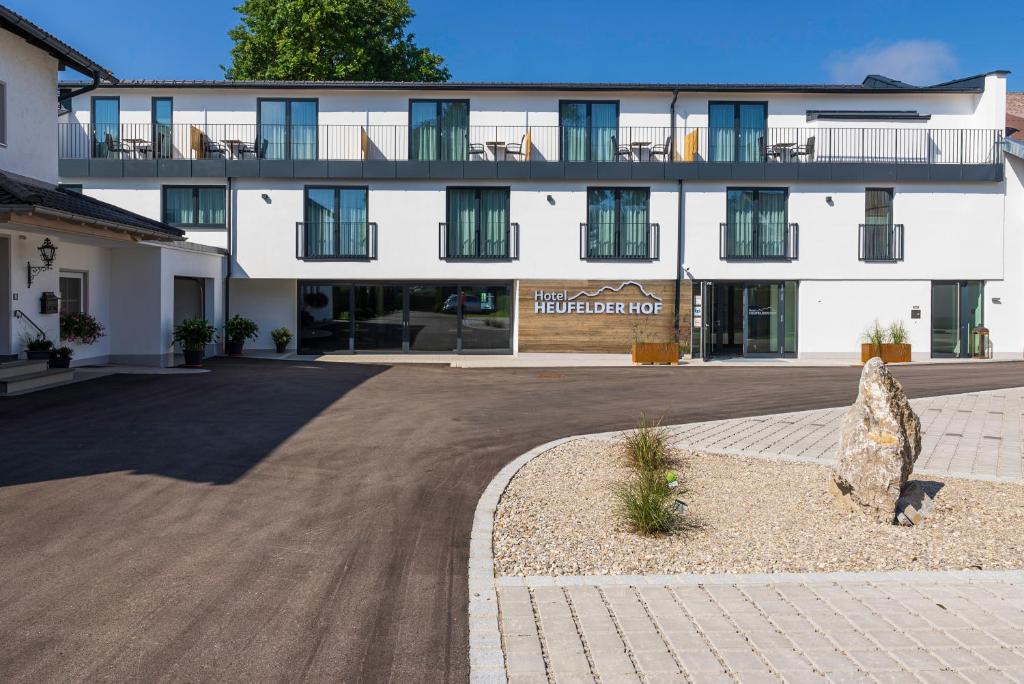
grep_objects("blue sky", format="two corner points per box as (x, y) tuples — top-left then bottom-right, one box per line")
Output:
(10, 0), (1021, 88)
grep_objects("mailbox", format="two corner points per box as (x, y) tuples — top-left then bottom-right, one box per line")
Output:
(40, 291), (59, 315)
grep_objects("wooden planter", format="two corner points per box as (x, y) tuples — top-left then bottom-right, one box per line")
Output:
(861, 343), (911, 364)
(632, 342), (679, 365)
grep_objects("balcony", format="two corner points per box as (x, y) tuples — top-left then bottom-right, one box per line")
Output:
(719, 222), (798, 260)
(580, 223), (660, 261)
(295, 221), (377, 260)
(859, 223), (905, 262)
(438, 222), (519, 260)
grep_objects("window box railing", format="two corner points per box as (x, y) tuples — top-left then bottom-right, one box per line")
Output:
(859, 223), (904, 262)
(295, 221), (377, 260)
(580, 223), (660, 261)
(719, 222), (798, 260)
(57, 122), (1005, 166)
(438, 222), (519, 260)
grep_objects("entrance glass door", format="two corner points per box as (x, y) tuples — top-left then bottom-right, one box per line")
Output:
(354, 285), (404, 351)
(745, 283), (781, 355)
(702, 281), (797, 358)
(407, 285), (458, 352)
(931, 281), (983, 357)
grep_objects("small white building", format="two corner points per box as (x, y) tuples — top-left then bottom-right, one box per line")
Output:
(0, 4), (225, 380)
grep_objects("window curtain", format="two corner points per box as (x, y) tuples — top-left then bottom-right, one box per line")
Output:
(726, 190), (754, 257)
(92, 98), (120, 159)
(305, 188), (336, 257)
(440, 101), (468, 161)
(410, 102), (438, 161)
(587, 189), (617, 257)
(864, 189), (893, 260)
(738, 104), (766, 162)
(479, 189), (508, 257)
(448, 189), (477, 257)
(560, 103), (587, 162)
(758, 190), (786, 257)
(708, 104), (734, 162)
(339, 188), (368, 256)
(197, 188), (225, 226)
(290, 101), (317, 160)
(259, 101), (287, 160)
(164, 188), (195, 225)
(619, 190), (649, 257)
(591, 103), (617, 162)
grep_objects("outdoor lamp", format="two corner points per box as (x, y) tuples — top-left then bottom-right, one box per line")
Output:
(27, 238), (57, 287)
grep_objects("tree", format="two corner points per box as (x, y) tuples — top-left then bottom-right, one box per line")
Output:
(223, 0), (450, 82)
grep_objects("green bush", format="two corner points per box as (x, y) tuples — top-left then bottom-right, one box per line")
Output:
(172, 318), (217, 351)
(271, 327), (293, 345)
(615, 470), (675, 535)
(225, 315), (259, 342)
(861, 319), (888, 347)
(26, 336), (53, 351)
(623, 413), (670, 473)
(888, 320), (910, 345)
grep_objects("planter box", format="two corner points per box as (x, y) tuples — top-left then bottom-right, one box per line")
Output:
(632, 342), (679, 365)
(861, 343), (912, 364)
(25, 350), (52, 361)
(860, 343), (881, 363)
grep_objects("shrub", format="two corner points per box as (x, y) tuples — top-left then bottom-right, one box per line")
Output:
(225, 315), (259, 342)
(52, 346), (73, 359)
(172, 318), (218, 351)
(888, 320), (910, 345)
(615, 470), (675, 535)
(61, 312), (105, 344)
(623, 413), (670, 473)
(26, 336), (53, 351)
(271, 327), (293, 345)
(861, 319), (888, 347)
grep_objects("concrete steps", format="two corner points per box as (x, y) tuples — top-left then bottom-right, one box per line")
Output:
(0, 359), (76, 396)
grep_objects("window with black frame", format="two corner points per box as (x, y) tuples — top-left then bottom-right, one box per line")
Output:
(585, 188), (650, 259)
(446, 188), (510, 259)
(864, 188), (895, 260)
(152, 97), (173, 159)
(709, 102), (766, 162)
(303, 187), (369, 259)
(258, 99), (318, 160)
(723, 188), (788, 259)
(162, 186), (226, 227)
(409, 100), (468, 160)
(559, 101), (618, 162)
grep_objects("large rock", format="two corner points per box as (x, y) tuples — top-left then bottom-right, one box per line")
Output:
(831, 358), (922, 523)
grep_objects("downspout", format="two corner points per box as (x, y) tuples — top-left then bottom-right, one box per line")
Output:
(60, 71), (101, 103)
(668, 90), (684, 347)
(224, 176), (233, 344)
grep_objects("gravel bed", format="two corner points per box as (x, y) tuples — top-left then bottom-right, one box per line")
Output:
(493, 438), (1024, 576)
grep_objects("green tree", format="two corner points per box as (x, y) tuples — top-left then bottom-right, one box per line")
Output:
(223, 0), (450, 82)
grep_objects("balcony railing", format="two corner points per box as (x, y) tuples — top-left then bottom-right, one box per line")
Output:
(57, 123), (1005, 165)
(438, 222), (519, 260)
(579, 223), (660, 261)
(719, 222), (799, 260)
(295, 221), (377, 260)
(859, 223), (904, 262)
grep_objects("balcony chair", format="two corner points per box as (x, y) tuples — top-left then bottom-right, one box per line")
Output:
(103, 132), (132, 159)
(203, 137), (226, 158)
(468, 142), (486, 158)
(793, 135), (816, 161)
(612, 135), (632, 161)
(649, 135), (673, 161)
(504, 133), (528, 160)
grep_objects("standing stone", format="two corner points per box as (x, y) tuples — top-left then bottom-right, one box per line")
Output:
(830, 358), (922, 523)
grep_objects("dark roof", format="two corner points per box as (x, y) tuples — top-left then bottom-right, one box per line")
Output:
(0, 3), (115, 81)
(0, 172), (181, 240)
(57, 71), (1009, 95)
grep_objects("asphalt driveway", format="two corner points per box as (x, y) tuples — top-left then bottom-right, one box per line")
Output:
(3, 359), (1024, 682)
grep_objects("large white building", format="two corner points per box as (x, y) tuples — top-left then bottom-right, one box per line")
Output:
(55, 70), (1014, 360)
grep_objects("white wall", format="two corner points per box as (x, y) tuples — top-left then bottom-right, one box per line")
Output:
(0, 30), (59, 181)
(230, 279), (297, 350)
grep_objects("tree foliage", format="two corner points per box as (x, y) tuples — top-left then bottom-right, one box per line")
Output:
(223, 0), (450, 82)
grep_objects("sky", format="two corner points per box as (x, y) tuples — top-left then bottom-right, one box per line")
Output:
(9, 0), (1021, 88)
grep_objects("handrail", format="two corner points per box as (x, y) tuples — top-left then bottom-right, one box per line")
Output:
(859, 223), (904, 262)
(13, 309), (48, 339)
(579, 222), (660, 261)
(295, 221), (377, 260)
(438, 221), (518, 260)
(719, 222), (798, 260)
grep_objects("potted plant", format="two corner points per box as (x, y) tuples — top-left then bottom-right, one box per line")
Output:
(630, 320), (680, 365)
(25, 336), (54, 361)
(172, 318), (217, 368)
(860, 319), (887, 363)
(224, 315), (259, 356)
(270, 327), (293, 354)
(49, 346), (73, 369)
(882, 320), (912, 363)
(60, 312), (105, 345)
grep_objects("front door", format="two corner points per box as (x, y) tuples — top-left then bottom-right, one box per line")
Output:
(0, 237), (10, 357)
(702, 281), (796, 358)
(931, 281), (983, 358)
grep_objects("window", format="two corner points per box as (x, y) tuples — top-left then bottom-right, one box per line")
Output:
(709, 102), (767, 162)
(58, 184), (83, 194)
(585, 187), (651, 259)
(445, 188), (510, 258)
(559, 101), (618, 162)
(59, 271), (86, 315)
(409, 100), (469, 161)
(0, 81), (6, 146)
(162, 186), (226, 227)
(258, 99), (317, 160)
(723, 188), (789, 259)
(303, 186), (369, 258)
(861, 188), (899, 261)
(152, 97), (173, 159)
(91, 96), (120, 158)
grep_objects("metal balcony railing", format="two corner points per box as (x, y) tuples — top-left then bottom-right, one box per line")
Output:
(438, 222), (519, 260)
(719, 222), (799, 260)
(579, 223), (660, 261)
(57, 123), (1005, 165)
(295, 221), (377, 260)
(859, 223), (904, 262)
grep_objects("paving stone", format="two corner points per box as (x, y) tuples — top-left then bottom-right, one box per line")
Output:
(846, 649), (904, 672)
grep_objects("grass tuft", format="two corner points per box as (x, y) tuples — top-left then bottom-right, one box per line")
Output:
(623, 413), (670, 473)
(615, 470), (675, 535)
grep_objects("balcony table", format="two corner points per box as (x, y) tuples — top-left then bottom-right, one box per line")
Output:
(629, 141), (651, 161)
(123, 138), (151, 159)
(221, 139), (250, 159)
(768, 142), (797, 162)
(485, 141), (506, 161)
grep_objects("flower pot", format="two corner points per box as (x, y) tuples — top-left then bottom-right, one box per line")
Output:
(226, 339), (245, 356)
(632, 342), (679, 365)
(275, 341), (288, 354)
(183, 349), (204, 367)
(881, 343), (912, 363)
(26, 350), (52, 361)
(860, 343), (881, 363)
(48, 356), (71, 369)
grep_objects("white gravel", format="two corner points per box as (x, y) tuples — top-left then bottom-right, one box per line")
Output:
(493, 438), (1024, 576)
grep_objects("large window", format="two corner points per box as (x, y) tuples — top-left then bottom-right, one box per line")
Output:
(585, 187), (650, 259)
(59, 271), (86, 315)
(303, 186), (369, 258)
(258, 99), (317, 160)
(409, 100), (468, 161)
(91, 96), (120, 158)
(152, 97), (173, 159)
(724, 188), (788, 259)
(162, 186), (226, 227)
(446, 188), (510, 258)
(709, 102), (766, 162)
(560, 101), (618, 162)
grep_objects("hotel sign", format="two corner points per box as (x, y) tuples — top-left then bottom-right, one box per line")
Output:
(533, 280), (663, 315)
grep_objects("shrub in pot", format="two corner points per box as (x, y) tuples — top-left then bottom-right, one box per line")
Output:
(271, 327), (293, 354)
(881, 320), (912, 363)
(172, 318), (217, 368)
(860, 319), (887, 363)
(25, 336), (54, 361)
(224, 315), (259, 356)
(49, 346), (73, 369)
(60, 312), (105, 345)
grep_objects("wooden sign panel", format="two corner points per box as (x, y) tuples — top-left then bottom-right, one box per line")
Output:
(518, 279), (692, 353)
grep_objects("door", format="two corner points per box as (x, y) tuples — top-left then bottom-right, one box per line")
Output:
(0, 237), (9, 356)
(744, 282), (782, 355)
(173, 277), (204, 325)
(353, 285), (404, 351)
(931, 281), (983, 358)
(705, 282), (744, 358)
(91, 97), (120, 158)
(407, 285), (458, 352)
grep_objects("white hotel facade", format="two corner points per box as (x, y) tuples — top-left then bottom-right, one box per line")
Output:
(56, 72), (1019, 360)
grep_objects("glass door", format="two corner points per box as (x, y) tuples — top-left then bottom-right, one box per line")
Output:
(409, 100), (468, 160)
(91, 97), (120, 158)
(407, 285), (458, 352)
(931, 281), (984, 357)
(744, 283), (781, 355)
(354, 285), (404, 351)
(299, 284), (352, 354)
(559, 101), (619, 161)
(152, 97), (173, 159)
(709, 102), (766, 162)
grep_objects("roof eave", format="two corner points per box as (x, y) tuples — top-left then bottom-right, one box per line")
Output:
(0, 5), (116, 82)
(0, 204), (183, 241)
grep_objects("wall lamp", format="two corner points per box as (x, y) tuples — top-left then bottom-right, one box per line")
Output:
(27, 238), (57, 288)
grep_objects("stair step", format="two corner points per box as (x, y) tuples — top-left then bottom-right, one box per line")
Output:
(0, 369), (76, 396)
(0, 354), (18, 363)
(0, 359), (49, 379)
